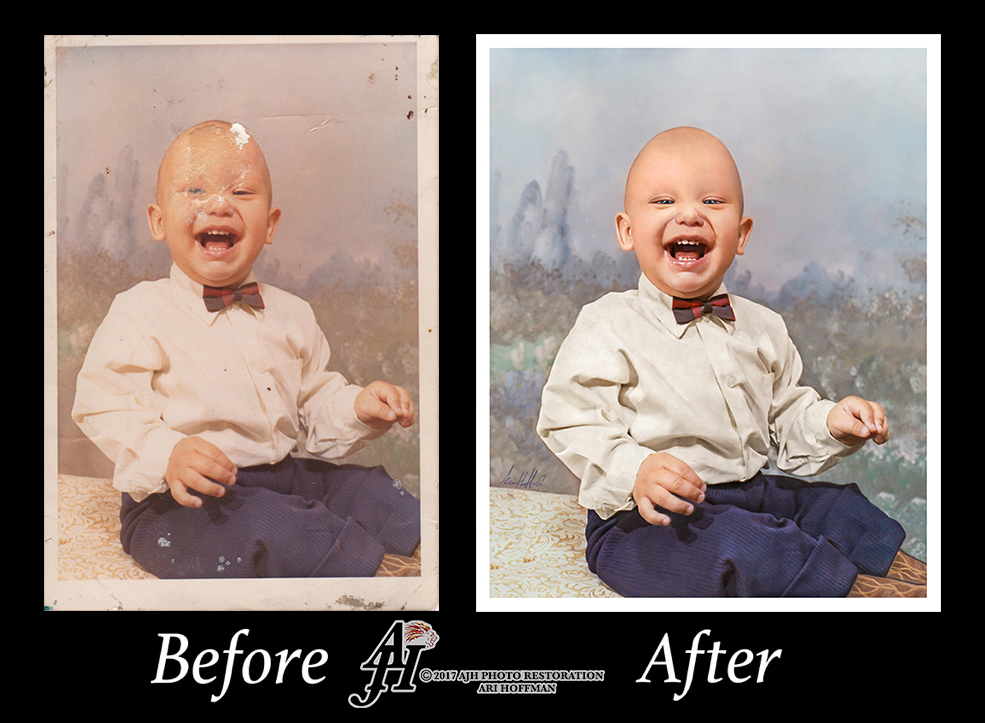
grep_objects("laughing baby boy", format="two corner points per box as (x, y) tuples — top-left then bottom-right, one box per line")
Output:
(73, 120), (420, 578)
(537, 127), (925, 597)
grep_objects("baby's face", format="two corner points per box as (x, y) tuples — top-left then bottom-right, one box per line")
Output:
(148, 123), (281, 288)
(616, 133), (752, 299)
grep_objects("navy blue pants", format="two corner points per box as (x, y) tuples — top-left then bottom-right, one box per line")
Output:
(586, 472), (905, 597)
(120, 456), (420, 579)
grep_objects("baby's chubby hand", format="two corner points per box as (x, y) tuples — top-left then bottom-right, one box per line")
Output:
(165, 436), (237, 508)
(827, 395), (889, 447)
(355, 381), (416, 430)
(633, 452), (707, 526)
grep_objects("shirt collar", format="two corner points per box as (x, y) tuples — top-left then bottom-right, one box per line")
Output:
(637, 274), (731, 338)
(168, 264), (261, 325)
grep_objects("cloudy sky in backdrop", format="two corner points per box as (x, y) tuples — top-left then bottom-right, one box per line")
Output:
(485, 41), (933, 294)
(55, 38), (421, 282)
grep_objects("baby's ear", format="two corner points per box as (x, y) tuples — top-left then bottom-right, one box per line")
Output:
(615, 212), (634, 251)
(265, 206), (282, 245)
(734, 215), (753, 256)
(147, 203), (166, 241)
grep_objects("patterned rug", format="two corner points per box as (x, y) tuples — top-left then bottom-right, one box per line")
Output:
(58, 475), (155, 580)
(489, 487), (619, 598)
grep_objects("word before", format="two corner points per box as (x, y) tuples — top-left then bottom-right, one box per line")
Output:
(636, 629), (782, 701)
(152, 629), (329, 703)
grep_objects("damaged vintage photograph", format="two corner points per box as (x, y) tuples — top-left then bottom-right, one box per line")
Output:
(45, 35), (438, 610)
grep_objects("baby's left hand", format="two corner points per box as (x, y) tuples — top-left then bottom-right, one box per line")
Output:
(827, 395), (889, 446)
(355, 381), (416, 430)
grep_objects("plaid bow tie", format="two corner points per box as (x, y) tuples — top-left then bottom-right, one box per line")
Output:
(672, 293), (734, 324)
(203, 281), (265, 312)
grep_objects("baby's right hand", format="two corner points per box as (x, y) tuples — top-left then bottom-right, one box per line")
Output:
(165, 436), (238, 508)
(632, 453), (706, 526)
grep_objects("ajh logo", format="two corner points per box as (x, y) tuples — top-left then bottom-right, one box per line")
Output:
(348, 620), (439, 708)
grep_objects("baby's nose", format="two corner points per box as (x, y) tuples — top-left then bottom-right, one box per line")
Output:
(675, 204), (704, 225)
(202, 192), (234, 214)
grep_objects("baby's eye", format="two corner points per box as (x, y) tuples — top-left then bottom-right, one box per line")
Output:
(651, 199), (674, 205)
(232, 190), (254, 196)
(703, 199), (724, 205)
(183, 187), (204, 196)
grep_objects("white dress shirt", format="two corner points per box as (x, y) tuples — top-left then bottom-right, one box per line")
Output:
(537, 274), (858, 519)
(73, 264), (378, 501)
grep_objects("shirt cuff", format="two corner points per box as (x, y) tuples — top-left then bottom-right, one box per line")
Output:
(113, 428), (185, 502)
(806, 399), (863, 459)
(304, 383), (384, 458)
(336, 383), (386, 439)
(579, 443), (655, 519)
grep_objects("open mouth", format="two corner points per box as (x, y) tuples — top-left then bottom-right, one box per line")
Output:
(196, 227), (239, 253)
(666, 238), (708, 262)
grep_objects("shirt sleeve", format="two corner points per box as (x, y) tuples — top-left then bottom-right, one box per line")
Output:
(768, 318), (861, 476)
(536, 308), (654, 518)
(295, 305), (382, 459)
(72, 297), (184, 500)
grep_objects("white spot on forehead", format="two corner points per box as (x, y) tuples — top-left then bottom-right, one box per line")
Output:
(230, 122), (251, 148)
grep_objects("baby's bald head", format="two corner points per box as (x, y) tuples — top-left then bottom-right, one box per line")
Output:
(625, 127), (744, 214)
(156, 120), (273, 206)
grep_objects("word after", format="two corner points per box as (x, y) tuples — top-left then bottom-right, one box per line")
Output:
(636, 629), (782, 701)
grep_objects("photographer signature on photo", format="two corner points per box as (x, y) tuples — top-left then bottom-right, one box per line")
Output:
(500, 465), (546, 490)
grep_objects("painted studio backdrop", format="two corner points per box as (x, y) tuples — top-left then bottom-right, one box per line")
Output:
(489, 48), (928, 559)
(55, 40), (422, 500)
